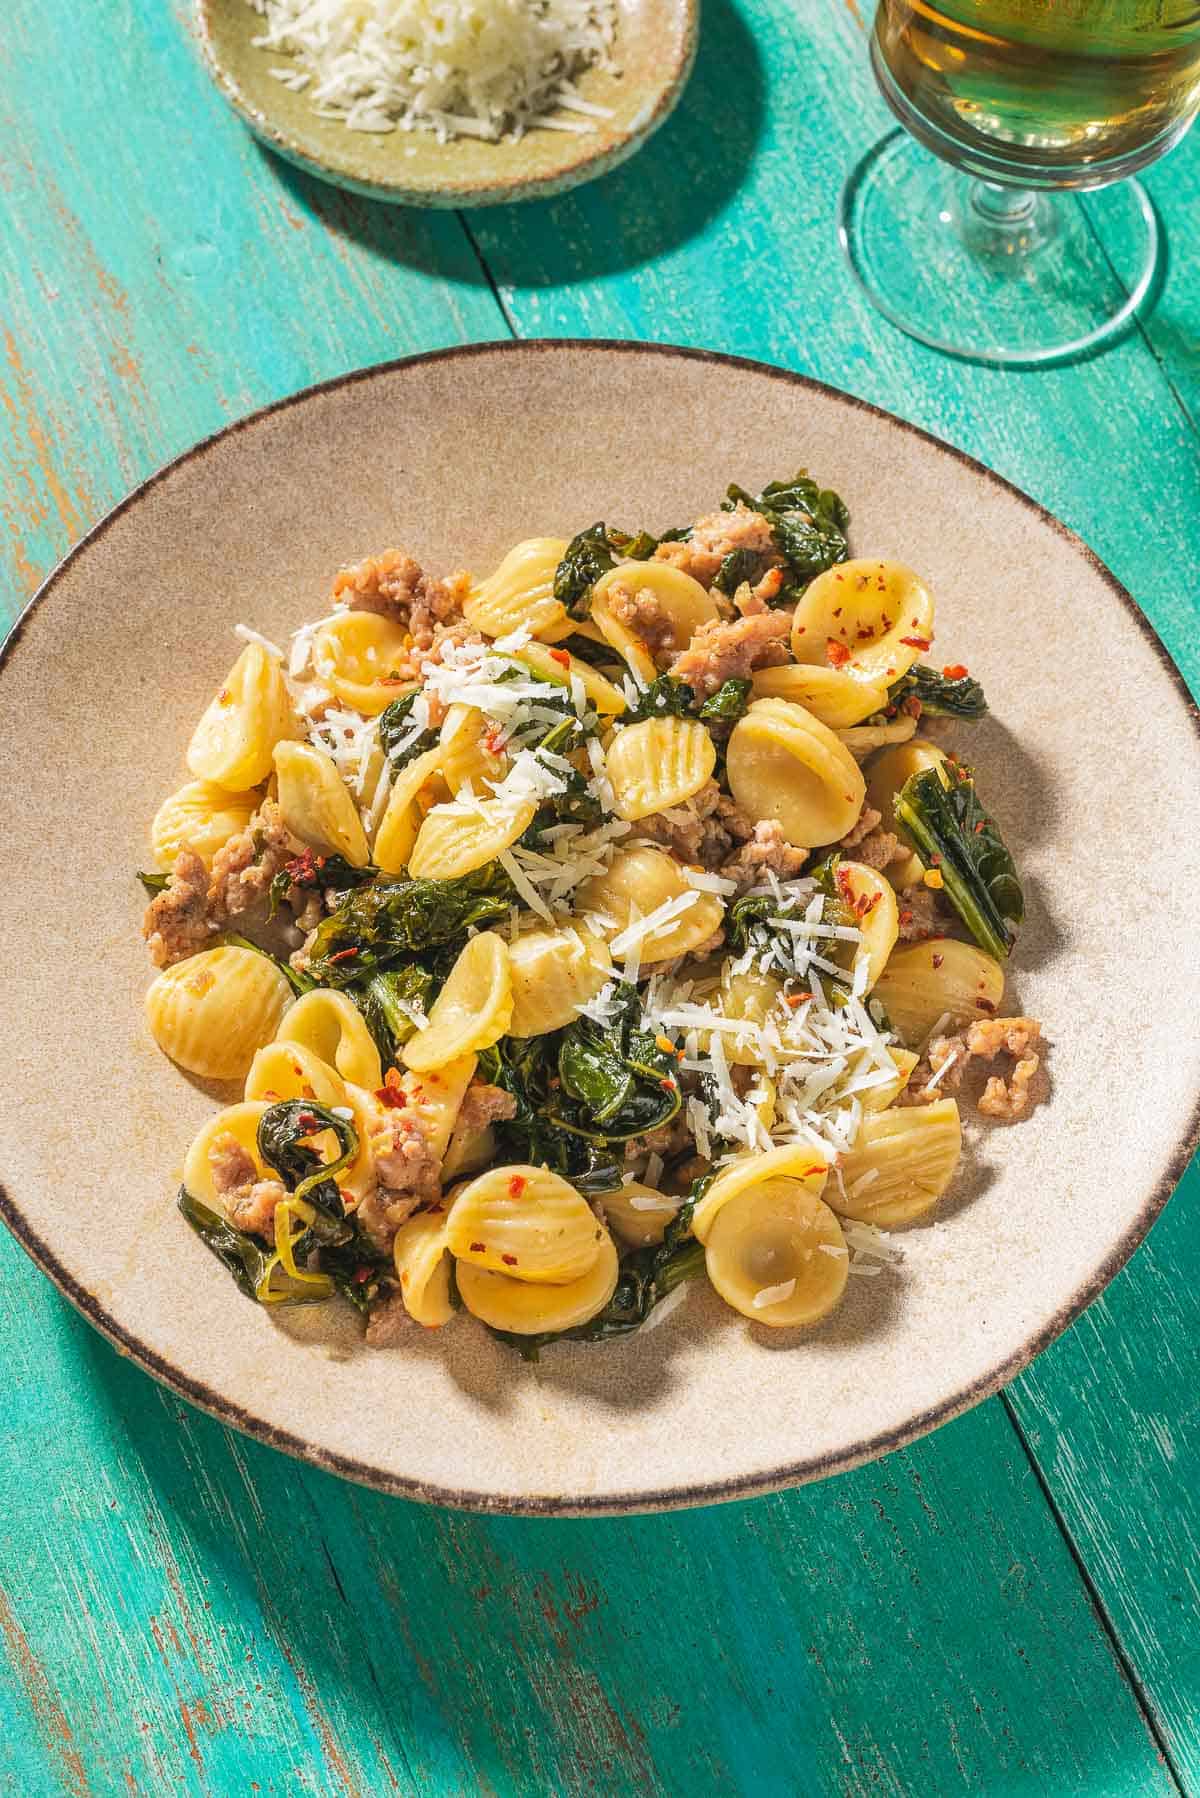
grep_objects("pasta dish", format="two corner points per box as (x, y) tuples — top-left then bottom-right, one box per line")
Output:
(139, 469), (1044, 1352)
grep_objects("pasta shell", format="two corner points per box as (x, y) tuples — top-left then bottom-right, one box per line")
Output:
(750, 664), (889, 728)
(145, 946), (291, 1081)
(832, 1099), (962, 1226)
(463, 537), (570, 642)
(275, 988), (382, 1091)
(872, 939), (1005, 1047)
(725, 697), (865, 848)
(441, 1121), (496, 1181)
(187, 644), (297, 790)
(151, 780), (260, 871)
(312, 612), (416, 716)
(834, 860), (899, 993)
(704, 1178), (848, 1328)
(791, 559), (934, 685)
(439, 703), (509, 797)
(447, 1164), (604, 1284)
(591, 562), (719, 682)
(864, 737), (947, 889)
(392, 1209), (456, 1328)
(507, 924), (612, 1037)
(456, 1230), (619, 1333)
(857, 1048), (920, 1114)
(837, 715), (918, 758)
(273, 741), (371, 867)
(605, 716), (717, 822)
(372, 747), (447, 875)
(244, 1040), (346, 1108)
(577, 846), (725, 965)
(407, 794), (537, 882)
(402, 932), (513, 1072)
(600, 1182), (683, 1249)
(694, 965), (784, 1067)
(182, 1101), (272, 1208)
(692, 1142), (831, 1243)
(510, 641), (628, 716)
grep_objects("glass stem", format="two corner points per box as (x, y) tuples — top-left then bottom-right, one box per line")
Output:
(960, 178), (1047, 261)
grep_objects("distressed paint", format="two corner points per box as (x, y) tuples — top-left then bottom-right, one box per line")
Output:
(0, 0), (1198, 1792)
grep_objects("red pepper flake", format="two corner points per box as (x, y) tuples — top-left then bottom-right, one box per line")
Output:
(929, 852), (942, 865)
(900, 636), (931, 651)
(758, 567), (784, 599)
(507, 1174), (527, 1199)
(974, 820), (986, 834)
(976, 997), (997, 1014)
(899, 909), (914, 926)
(795, 624), (806, 635)
(353, 1266), (372, 1284)
(285, 848), (319, 886)
(501, 1253), (519, 1267)
(469, 1241), (486, 1253)
(375, 1068), (407, 1108)
(943, 663), (968, 680)
(932, 953), (944, 970)
(832, 606), (843, 618)
(659, 1077), (678, 1093)
(784, 991), (811, 1008)
(803, 1165), (828, 1178)
(548, 647), (571, 668)
(484, 725), (507, 755)
(826, 639), (850, 668)
(328, 947), (359, 964)
(296, 1111), (319, 1132)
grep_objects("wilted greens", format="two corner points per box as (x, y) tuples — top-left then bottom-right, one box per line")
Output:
(888, 663), (988, 720)
(894, 764), (1023, 959)
(378, 691), (440, 769)
(724, 470), (850, 592)
(305, 865), (514, 984)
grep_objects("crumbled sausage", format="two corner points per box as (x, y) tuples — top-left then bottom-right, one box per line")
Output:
(719, 820), (808, 894)
(636, 779), (735, 867)
(896, 885), (942, 941)
(143, 801), (308, 969)
(903, 1015), (1044, 1120)
(356, 1095), (442, 1252)
(208, 1131), (287, 1239)
(605, 580), (677, 666)
(454, 1082), (519, 1133)
(668, 609), (791, 699)
(654, 504), (780, 589)
(332, 548), (471, 664)
(143, 850), (213, 967)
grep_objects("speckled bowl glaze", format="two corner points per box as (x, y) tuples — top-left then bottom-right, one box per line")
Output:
(2, 342), (1198, 1515)
(196, 0), (698, 207)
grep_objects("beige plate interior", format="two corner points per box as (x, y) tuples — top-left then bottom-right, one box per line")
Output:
(197, 0), (697, 207)
(2, 342), (1198, 1515)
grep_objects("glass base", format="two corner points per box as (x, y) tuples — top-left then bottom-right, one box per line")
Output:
(838, 131), (1161, 367)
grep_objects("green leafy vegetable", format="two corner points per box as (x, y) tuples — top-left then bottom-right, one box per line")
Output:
(489, 1182), (708, 1359)
(359, 965), (438, 1061)
(894, 764), (1023, 959)
(378, 691), (440, 769)
(306, 865), (514, 984)
(257, 1099), (358, 1223)
(137, 870), (169, 895)
(554, 523), (618, 620)
(177, 1188), (285, 1302)
(712, 548), (761, 595)
(476, 1036), (623, 1193)
(621, 674), (696, 723)
(553, 984), (681, 1143)
(607, 527), (659, 562)
(698, 677), (752, 726)
(888, 664), (988, 720)
(267, 849), (376, 922)
(725, 470), (849, 589)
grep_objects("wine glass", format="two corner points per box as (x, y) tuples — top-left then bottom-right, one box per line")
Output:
(839, 0), (1200, 365)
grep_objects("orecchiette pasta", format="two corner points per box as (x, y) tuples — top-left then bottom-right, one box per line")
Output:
(872, 939), (1005, 1047)
(145, 947), (292, 1081)
(750, 663), (890, 728)
(507, 924), (612, 1037)
(447, 1164), (604, 1283)
(372, 746), (447, 875)
(791, 559), (935, 685)
(578, 846), (725, 964)
(456, 1229), (619, 1334)
(312, 612), (416, 715)
(274, 740), (371, 867)
(407, 792), (538, 881)
(275, 988), (383, 1091)
(703, 1178), (849, 1327)
(151, 779), (260, 870)
(591, 562), (719, 682)
(604, 716), (717, 822)
(149, 483), (1039, 1357)
(463, 537), (571, 642)
(725, 697), (866, 847)
(832, 1099), (962, 1226)
(187, 643), (296, 790)
(392, 1209), (456, 1327)
(402, 931), (513, 1072)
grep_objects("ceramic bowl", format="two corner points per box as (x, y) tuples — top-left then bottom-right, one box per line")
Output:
(196, 0), (698, 206)
(2, 341), (1198, 1513)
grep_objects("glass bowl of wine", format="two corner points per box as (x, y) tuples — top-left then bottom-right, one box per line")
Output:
(840, 1), (1200, 364)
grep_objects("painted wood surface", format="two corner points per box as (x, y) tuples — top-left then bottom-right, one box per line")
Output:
(0, 0), (1197, 1793)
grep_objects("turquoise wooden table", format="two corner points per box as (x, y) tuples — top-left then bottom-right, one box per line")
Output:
(3, 2), (1199, 1792)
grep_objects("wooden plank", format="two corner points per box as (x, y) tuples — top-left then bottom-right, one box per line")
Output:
(0, 0), (503, 629)
(0, 1262), (1175, 1796)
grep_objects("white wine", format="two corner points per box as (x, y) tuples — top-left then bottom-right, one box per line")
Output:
(873, 0), (1200, 186)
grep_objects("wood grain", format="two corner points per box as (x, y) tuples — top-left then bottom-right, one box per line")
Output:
(1, 0), (1199, 1790)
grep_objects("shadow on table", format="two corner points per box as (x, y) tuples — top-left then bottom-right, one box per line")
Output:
(264, 0), (766, 290)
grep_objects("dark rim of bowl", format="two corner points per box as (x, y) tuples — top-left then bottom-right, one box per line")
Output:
(2, 338), (1197, 1516)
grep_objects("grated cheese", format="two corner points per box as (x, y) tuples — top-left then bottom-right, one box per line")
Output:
(752, 1279), (796, 1310)
(247, 0), (619, 143)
